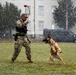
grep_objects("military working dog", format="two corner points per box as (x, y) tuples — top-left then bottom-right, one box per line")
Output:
(43, 34), (65, 64)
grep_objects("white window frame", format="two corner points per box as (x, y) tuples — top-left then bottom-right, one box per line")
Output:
(51, 5), (56, 13)
(25, 0), (30, 1)
(38, 21), (44, 31)
(52, 21), (55, 29)
(39, 0), (44, 1)
(38, 6), (44, 16)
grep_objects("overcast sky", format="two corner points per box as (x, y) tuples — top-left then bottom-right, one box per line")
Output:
(0, 0), (25, 13)
(0, 0), (76, 13)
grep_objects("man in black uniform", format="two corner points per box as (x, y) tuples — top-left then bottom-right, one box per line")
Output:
(11, 13), (33, 63)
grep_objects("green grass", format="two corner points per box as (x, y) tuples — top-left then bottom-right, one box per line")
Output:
(0, 42), (76, 75)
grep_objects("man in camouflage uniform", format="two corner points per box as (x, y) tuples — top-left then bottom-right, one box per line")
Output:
(11, 13), (33, 63)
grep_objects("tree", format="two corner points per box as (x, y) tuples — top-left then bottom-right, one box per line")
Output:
(53, 0), (76, 29)
(3, 2), (21, 38)
(0, 3), (4, 32)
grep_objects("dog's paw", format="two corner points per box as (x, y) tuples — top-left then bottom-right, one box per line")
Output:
(60, 51), (62, 53)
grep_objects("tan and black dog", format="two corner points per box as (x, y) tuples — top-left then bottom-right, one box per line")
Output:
(43, 34), (65, 64)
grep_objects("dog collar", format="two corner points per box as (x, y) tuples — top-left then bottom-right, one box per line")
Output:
(50, 38), (53, 43)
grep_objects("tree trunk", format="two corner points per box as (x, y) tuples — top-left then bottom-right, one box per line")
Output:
(66, 11), (68, 29)
(9, 28), (12, 39)
(66, 0), (68, 30)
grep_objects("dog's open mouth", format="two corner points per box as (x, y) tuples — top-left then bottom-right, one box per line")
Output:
(42, 38), (49, 43)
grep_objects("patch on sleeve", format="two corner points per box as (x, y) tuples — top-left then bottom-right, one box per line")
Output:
(16, 20), (22, 27)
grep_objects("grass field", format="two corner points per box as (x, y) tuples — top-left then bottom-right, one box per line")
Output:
(0, 42), (76, 75)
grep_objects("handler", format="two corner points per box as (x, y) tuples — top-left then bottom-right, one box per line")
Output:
(11, 13), (33, 63)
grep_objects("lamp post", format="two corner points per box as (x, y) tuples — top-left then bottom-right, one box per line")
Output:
(34, 0), (35, 39)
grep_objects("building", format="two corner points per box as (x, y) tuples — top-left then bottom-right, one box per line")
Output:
(24, 0), (58, 39)
(0, 0), (58, 39)
(0, 0), (76, 39)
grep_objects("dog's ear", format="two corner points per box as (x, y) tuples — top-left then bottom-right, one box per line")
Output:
(47, 34), (51, 38)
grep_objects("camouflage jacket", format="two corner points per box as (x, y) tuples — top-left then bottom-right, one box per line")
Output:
(15, 19), (29, 40)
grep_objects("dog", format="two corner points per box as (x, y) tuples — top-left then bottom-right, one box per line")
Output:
(43, 34), (65, 64)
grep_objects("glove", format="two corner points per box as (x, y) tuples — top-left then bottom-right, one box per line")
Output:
(28, 39), (32, 44)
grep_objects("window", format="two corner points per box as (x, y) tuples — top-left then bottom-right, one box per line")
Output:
(38, 6), (44, 16)
(12, 0), (16, 1)
(51, 6), (56, 13)
(39, 0), (44, 1)
(52, 21), (55, 29)
(25, 0), (30, 1)
(25, 6), (31, 15)
(27, 21), (31, 31)
(38, 21), (44, 31)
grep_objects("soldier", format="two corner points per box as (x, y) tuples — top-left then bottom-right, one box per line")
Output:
(11, 13), (33, 63)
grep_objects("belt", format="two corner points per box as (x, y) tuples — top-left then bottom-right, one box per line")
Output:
(14, 32), (25, 36)
(16, 32), (25, 35)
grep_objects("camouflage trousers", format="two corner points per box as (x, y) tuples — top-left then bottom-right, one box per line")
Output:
(11, 36), (31, 61)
